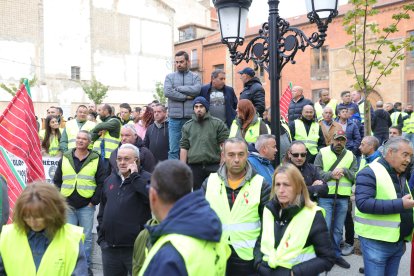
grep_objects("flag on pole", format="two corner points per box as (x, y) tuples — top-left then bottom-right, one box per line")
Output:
(0, 82), (45, 218)
(280, 82), (293, 122)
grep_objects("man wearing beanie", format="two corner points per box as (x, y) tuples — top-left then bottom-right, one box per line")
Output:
(180, 96), (229, 189)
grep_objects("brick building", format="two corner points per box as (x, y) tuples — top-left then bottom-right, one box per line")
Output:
(175, 0), (414, 107)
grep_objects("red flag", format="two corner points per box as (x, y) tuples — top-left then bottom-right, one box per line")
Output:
(0, 83), (45, 217)
(280, 82), (292, 121)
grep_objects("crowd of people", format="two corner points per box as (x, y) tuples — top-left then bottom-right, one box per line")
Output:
(1, 50), (414, 276)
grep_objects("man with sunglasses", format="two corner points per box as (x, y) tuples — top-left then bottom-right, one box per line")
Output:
(314, 130), (358, 269)
(285, 141), (328, 201)
(98, 143), (152, 276)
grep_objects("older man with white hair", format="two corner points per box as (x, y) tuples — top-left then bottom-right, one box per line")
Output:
(98, 143), (152, 276)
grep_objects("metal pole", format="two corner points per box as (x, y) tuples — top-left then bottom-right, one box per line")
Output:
(268, 0), (281, 166)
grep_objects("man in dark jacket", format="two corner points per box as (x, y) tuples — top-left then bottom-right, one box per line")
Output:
(200, 69), (237, 128)
(143, 104), (169, 163)
(238, 67), (265, 117)
(109, 124), (156, 173)
(335, 106), (362, 156)
(355, 137), (414, 275)
(287, 86), (313, 122)
(336, 91), (359, 117)
(141, 160), (228, 275)
(285, 141), (328, 201)
(247, 134), (277, 186)
(203, 138), (271, 276)
(180, 96), (229, 189)
(372, 101), (392, 145)
(98, 143), (152, 276)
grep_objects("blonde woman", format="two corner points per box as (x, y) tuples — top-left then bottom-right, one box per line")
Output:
(255, 163), (334, 276)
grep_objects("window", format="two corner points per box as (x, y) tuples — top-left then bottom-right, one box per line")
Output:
(408, 80), (414, 104)
(179, 27), (196, 42)
(407, 31), (414, 67)
(311, 46), (329, 80)
(71, 66), (80, 80)
(214, 64), (224, 70)
(190, 49), (198, 69)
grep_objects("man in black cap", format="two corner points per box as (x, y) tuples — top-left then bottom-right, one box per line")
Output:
(180, 96), (229, 189)
(239, 67), (265, 117)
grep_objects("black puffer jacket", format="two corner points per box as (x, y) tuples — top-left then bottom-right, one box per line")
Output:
(97, 170), (151, 247)
(254, 198), (335, 276)
(288, 96), (313, 122)
(240, 77), (265, 117)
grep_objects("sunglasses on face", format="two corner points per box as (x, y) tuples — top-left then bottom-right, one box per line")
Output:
(290, 152), (307, 158)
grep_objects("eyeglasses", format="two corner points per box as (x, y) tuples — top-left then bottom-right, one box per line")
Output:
(116, 157), (136, 163)
(290, 152), (307, 158)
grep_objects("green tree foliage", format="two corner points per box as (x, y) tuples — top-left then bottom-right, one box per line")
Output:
(153, 81), (167, 105)
(343, 0), (414, 135)
(0, 75), (37, 96)
(81, 76), (109, 105)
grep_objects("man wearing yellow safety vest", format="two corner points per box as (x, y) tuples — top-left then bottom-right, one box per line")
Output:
(355, 137), (414, 275)
(403, 104), (414, 144)
(314, 89), (337, 122)
(203, 137), (271, 275)
(140, 160), (229, 275)
(53, 130), (107, 275)
(351, 90), (374, 125)
(314, 130), (358, 269)
(60, 105), (96, 152)
(91, 104), (122, 161)
(390, 102), (405, 129)
(290, 105), (326, 163)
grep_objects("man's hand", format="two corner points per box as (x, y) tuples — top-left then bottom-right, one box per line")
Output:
(127, 162), (138, 174)
(186, 96), (194, 100)
(312, 180), (323, 186)
(402, 194), (414, 209)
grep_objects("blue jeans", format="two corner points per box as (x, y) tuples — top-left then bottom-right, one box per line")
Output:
(67, 205), (95, 267)
(168, 118), (188, 160)
(318, 197), (348, 258)
(359, 237), (403, 276)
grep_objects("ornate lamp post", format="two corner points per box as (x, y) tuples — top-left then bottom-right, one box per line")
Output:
(214, 0), (338, 164)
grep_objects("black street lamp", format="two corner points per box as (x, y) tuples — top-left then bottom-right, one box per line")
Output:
(214, 0), (338, 165)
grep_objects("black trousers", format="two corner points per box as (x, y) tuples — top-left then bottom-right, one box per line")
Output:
(101, 245), (133, 276)
(344, 198), (354, 245)
(188, 163), (220, 190)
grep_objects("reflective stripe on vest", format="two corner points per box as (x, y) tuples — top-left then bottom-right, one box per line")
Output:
(205, 173), (263, 260)
(229, 118), (269, 143)
(314, 100), (337, 122)
(391, 112), (401, 127)
(139, 233), (229, 276)
(61, 156), (99, 198)
(0, 224), (83, 276)
(66, 120), (96, 149)
(260, 206), (321, 269)
(294, 120), (320, 155)
(320, 146), (354, 196)
(92, 119), (121, 158)
(404, 113), (414, 134)
(355, 161), (414, 242)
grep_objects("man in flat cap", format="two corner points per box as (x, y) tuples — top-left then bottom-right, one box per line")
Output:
(239, 67), (265, 117)
(180, 96), (229, 189)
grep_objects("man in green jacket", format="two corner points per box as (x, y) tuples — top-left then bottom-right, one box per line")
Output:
(180, 96), (229, 189)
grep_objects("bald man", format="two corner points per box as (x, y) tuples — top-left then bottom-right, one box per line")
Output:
(287, 86), (313, 122)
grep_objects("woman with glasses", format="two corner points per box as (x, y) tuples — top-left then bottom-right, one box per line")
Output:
(284, 141), (328, 202)
(255, 163), (334, 276)
(0, 182), (87, 275)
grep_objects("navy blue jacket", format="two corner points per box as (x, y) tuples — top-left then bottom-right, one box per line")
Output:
(200, 83), (238, 128)
(248, 153), (274, 186)
(143, 190), (222, 276)
(240, 77), (265, 117)
(356, 158), (413, 240)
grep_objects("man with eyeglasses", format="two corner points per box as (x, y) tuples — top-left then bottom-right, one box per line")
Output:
(284, 141), (327, 202)
(314, 130), (358, 270)
(98, 143), (152, 276)
(54, 130), (107, 275)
